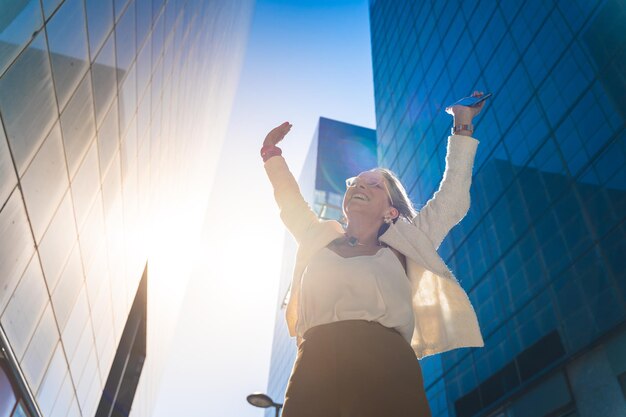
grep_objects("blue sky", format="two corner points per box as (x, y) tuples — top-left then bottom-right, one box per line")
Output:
(152, 1), (375, 416)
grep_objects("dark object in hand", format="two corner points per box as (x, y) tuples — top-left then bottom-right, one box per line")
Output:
(446, 93), (493, 109)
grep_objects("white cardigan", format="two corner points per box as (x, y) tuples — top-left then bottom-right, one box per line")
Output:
(264, 134), (485, 358)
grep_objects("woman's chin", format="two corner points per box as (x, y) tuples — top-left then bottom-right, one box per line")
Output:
(345, 206), (377, 219)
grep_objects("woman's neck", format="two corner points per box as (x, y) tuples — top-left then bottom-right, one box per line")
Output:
(345, 214), (382, 246)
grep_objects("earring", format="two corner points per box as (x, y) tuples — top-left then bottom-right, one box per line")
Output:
(383, 216), (392, 224)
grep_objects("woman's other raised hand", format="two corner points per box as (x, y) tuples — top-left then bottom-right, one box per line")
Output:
(263, 121), (293, 147)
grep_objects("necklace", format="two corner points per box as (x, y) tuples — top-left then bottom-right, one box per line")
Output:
(346, 235), (363, 247)
(344, 233), (382, 247)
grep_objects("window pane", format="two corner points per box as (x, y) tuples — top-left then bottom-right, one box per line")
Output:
(46, 0), (89, 111)
(92, 32), (118, 127)
(0, 190), (35, 312)
(97, 100), (120, 177)
(85, 0), (114, 58)
(0, 0), (42, 75)
(11, 401), (30, 417)
(51, 246), (84, 331)
(1, 256), (47, 361)
(41, 0), (63, 19)
(38, 192), (78, 293)
(35, 343), (66, 416)
(21, 303), (59, 392)
(0, 123), (16, 208)
(0, 364), (17, 417)
(20, 123), (68, 242)
(0, 32), (57, 175)
(115, 1), (136, 76)
(60, 73), (96, 177)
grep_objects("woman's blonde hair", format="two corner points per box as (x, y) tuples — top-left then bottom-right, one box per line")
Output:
(373, 168), (418, 222)
(376, 169), (418, 241)
(341, 168), (418, 237)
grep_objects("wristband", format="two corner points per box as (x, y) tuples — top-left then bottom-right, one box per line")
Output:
(451, 124), (474, 136)
(261, 144), (282, 162)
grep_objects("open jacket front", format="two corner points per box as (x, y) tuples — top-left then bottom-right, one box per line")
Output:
(264, 134), (484, 359)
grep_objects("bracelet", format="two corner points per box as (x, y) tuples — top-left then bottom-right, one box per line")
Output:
(451, 124), (474, 135)
(261, 144), (282, 162)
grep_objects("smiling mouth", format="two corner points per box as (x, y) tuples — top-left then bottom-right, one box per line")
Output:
(351, 193), (369, 201)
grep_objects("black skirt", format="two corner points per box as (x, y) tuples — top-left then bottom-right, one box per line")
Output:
(282, 319), (432, 417)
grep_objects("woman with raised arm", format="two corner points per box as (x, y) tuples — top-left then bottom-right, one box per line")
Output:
(261, 92), (488, 416)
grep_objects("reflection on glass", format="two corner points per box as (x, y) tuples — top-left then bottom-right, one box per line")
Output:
(120, 116), (137, 178)
(51, 375), (74, 417)
(71, 142), (100, 231)
(41, 0), (64, 19)
(151, 59), (163, 108)
(0, 0), (42, 76)
(98, 100), (120, 177)
(2, 254), (48, 360)
(151, 11), (164, 66)
(92, 32), (119, 127)
(118, 64), (136, 135)
(85, 0), (114, 59)
(38, 192), (78, 292)
(136, 34), (152, 99)
(115, 0), (131, 21)
(101, 151), (121, 217)
(0, 189), (35, 306)
(60, 73), (96, 177)
(13, 401), (29, 417)
(35, 343), (65, 416)
(22, 302), (58, 390)
(162, 30), (175, 78)
(79, 192), (105, 271)
(153, 0), (165, 17)
(136, 0), (152, 49)
(71, 328), (95, 385)
(85, 246), (108, 308)
(151, 87), (162, 140)
(91, 279), (113, 356)
(115, 1), (136, 77)
(20, 123), (68, 243)
(0, 122), (16, 207)
(51, 245), (83, 331)
(46, 0), (89, 111)
(0, 31), (57, 176)
(137, 90), (151, 146)
(163, 0), (176, 42)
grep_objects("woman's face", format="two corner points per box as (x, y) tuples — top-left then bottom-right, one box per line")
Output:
(343, 170), (394, 222)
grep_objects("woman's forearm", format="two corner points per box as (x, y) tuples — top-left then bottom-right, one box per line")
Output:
(449, 91), (487, 137)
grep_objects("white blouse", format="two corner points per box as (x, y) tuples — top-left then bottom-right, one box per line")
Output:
(296, 246), (415, 344)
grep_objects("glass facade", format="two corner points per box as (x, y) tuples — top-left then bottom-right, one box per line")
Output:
(369, 0), (626, 416)
(314, 117), (378, 220)
(0, 0), (253, 416)
(264, 117), (376, 416)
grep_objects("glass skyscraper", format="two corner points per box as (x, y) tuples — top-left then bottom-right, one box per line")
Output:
(264, 117), (377, 416)
(369, 0), (625, 416)
(0, 0), (253, 416)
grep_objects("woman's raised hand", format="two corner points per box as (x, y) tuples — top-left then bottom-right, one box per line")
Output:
(263, 121), (293, 147)
(446, 91), (486, 123)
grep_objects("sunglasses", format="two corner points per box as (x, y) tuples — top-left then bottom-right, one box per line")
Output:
(345, 172), (394, 205)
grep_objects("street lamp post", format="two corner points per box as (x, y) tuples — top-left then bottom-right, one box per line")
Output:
(246, 392), (283, 417)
